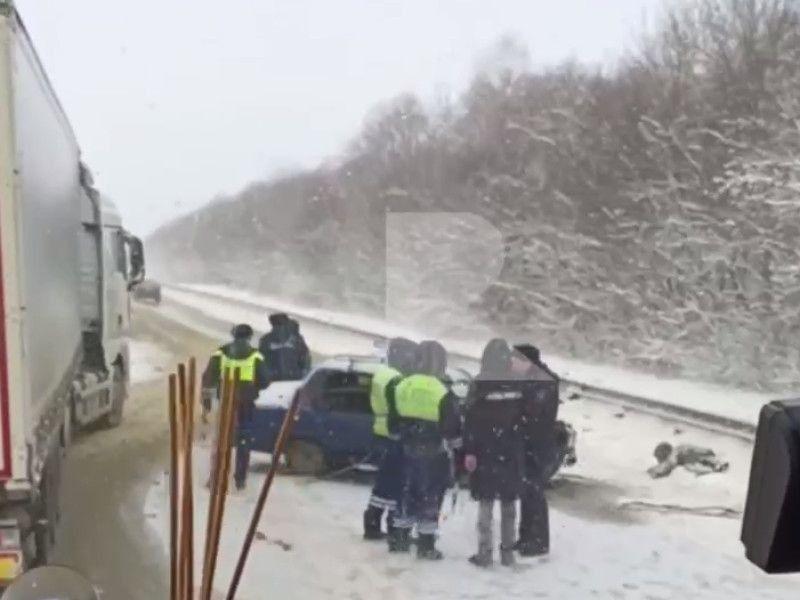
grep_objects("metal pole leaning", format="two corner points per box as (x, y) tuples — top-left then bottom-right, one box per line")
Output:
(200, 368), (239, 600)
(226, 390), (302, 599)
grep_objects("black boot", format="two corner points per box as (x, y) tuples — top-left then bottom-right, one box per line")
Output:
(500, 545), (516, 567)
(468, 553), (492, 568)
(417, 534), (443, 560)
(388, 528), (411, 552)
(363, 506), (385, 541)
(515, 539), (548, 557)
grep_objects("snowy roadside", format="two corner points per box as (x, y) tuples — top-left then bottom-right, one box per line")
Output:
(144, 438), (798, 600)
(129, 338), (172, 384)
(136, 299), (799, 598)
(168, 284), (775, 428)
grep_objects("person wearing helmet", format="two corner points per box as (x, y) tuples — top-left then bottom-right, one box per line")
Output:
(202, 323), (269, 490)
(363, 337), (418, 541)
(388, 340), (461, 560)
(258, 313), (310, 382)
(511, 343), (559, 557)
(464, 338), (540, 568)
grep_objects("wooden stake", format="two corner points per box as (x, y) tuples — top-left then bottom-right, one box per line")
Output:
(200, 368), (239, 600)
(177, 363), (193, 600)
(168, 373), (180, 600)
(226, 390), (302, 600)
(185, 357), (196, 598)
(200, 375), (224, 597)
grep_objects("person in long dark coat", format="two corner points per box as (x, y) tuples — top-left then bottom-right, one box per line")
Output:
(512, 343), (559, 557)
(258, 313), (310, 381)
(463, 338), (526, 567)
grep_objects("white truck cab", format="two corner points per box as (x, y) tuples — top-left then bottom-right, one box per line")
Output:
(74, 166), (144, 430)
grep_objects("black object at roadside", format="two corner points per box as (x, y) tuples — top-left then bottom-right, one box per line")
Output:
(741, 399), (800, 573)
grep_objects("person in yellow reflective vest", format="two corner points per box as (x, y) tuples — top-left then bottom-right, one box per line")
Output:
(388, 341), (462, 559)
(201, 323), (269, 490)
(363, 338), (419, 541)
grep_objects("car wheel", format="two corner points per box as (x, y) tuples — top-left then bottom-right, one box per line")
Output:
(285, 440), (327, 475)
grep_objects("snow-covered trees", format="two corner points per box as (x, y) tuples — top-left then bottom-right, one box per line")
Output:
(148, 0), (800, 391)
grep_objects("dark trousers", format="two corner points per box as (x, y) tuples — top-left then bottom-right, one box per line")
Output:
(234, 427), (253, 486)
(368, 438), (404, 513)
(364, 438), (404, 536)
(518, 478), (549, 554)
(395, 451), (450, 535)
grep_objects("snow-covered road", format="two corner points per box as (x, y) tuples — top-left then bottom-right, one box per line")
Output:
(136, 292), (799, 599)
(145, 441), (796, 600)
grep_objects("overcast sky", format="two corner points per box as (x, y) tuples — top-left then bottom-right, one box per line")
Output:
(16, 0), (660, 235)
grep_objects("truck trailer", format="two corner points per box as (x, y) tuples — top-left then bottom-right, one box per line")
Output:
(0, 1), (145, 580)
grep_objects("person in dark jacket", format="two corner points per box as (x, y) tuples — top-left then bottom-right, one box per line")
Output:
(512, 343), (558, 557)
(289, 318), (311, 377)
(363, 337), (418, 540)
(202, 323), (269, 490)
(463, 338), (526, 567)
(388, 341), (461, 559)
(258, 313), (310, 381)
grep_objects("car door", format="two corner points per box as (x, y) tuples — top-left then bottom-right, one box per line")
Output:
(314, 370), (374, 462)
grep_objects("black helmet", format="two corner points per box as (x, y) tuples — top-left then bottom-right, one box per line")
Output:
(513, 343), (541, 364)
(654, 442), (673, 463)
(417, 340), (447, 378)
(231, 323), (254, 340)
(269, 312), (290, 327)
(387, 337), (418, 374)
(481, 338), (512, 376)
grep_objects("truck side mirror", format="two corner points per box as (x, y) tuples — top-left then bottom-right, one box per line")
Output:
(126, 235), (145, 289)
(741, 399), (800, 573)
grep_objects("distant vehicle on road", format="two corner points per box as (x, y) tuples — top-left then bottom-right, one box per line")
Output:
(252, 356), (577, 480)
(133, 279), (162, 305)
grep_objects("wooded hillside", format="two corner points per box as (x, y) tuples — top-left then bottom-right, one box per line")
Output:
(149, 0), (800, 391)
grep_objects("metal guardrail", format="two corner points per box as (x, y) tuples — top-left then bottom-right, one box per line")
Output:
(162, 284), (757, 441)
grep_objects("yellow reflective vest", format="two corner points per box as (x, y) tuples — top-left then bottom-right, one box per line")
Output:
(213, 349), (265, 382)
(394, 374), (448, 423)
(370, 366), (401, 437)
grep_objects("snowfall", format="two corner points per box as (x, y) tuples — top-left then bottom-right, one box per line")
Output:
(142, 285), (798, 599)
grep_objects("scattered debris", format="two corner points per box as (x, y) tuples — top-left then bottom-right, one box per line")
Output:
(619, 500), (741, 519)
(254, 531), (293, 551)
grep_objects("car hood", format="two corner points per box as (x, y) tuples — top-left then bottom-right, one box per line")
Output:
(255, 380), (304, 410)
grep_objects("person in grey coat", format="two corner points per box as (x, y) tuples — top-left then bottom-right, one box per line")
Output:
(463, 338), (527, 567)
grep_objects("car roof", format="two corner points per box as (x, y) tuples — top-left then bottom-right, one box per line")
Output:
(315, 356), (471, 379)
(317, 356), (385, 375)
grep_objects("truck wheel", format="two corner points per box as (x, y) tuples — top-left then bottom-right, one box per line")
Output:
(34, 448), (62, 566)
(285, 441), (327, 475)
(102, 365), (126, 429)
